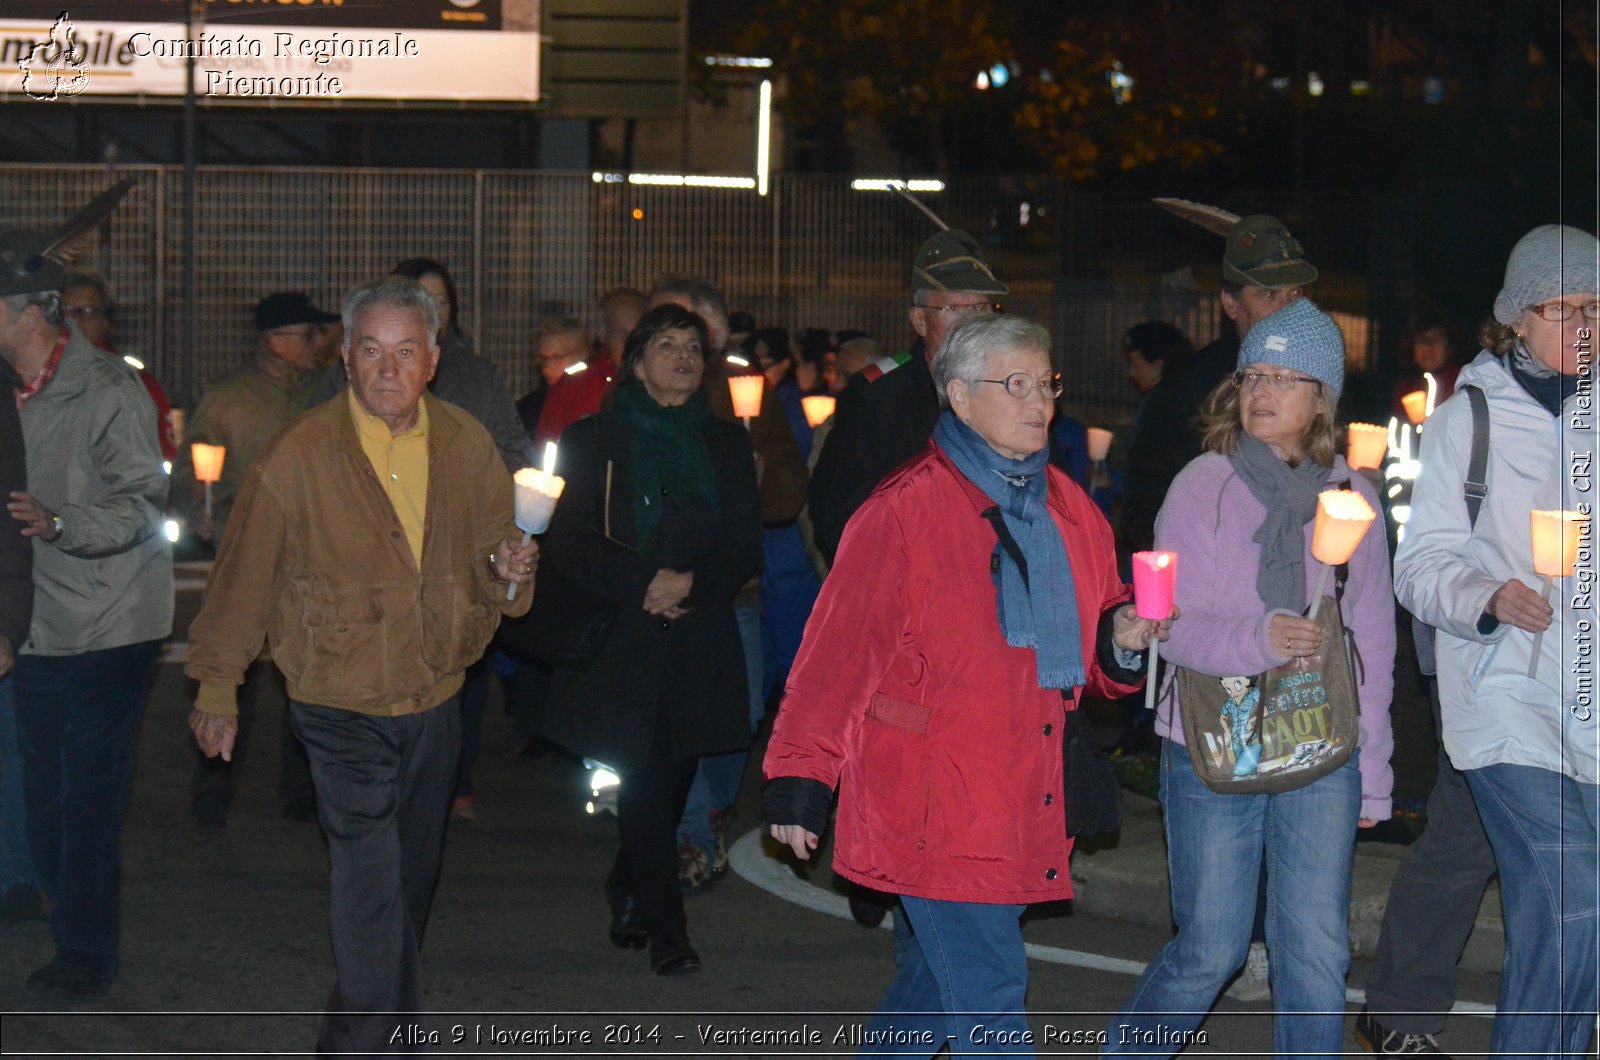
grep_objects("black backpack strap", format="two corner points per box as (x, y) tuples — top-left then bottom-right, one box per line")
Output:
(981, 505), (1030, 590)
(984, 505), (1080, 707)
(1462, 384), (1488, 530)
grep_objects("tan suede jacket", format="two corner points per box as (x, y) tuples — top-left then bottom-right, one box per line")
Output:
(186, 391), (530, 716)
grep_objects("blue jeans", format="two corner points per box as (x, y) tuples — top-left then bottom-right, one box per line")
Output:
(1106, 742), (1360, 1058)
(1464, 763), (1598, 1058)
(0, 674), (40, 892)
(14, 639), (162, 979)
(862, 896), (1031, 1058)
(676, 599), (763, 857)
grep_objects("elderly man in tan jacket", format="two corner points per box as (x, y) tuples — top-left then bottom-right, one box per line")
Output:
(186, 276), (536, 1056)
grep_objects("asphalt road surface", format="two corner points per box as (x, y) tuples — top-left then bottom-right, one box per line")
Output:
(0, 566), (1509, 1058)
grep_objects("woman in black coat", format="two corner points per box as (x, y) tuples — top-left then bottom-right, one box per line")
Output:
(542, 304), (761, 976)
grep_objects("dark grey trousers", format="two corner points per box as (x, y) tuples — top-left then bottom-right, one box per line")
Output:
(290, 695), (460, 1057)
(1365, 679), (1498, 1035)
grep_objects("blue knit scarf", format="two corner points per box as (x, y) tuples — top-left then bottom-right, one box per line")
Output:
(935, 412), (1086, 690)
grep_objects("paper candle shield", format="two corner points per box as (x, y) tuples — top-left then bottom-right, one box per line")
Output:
(1086, 427), (1113, 462)
(512, 467), (566, 536)
(1346, 423), (1388, 471)
(800, 394), (836, 427)
(191, 443), (226, 483)
(728, 375), (765, 419)
(1310, 489), (1377, 566)
(1531, 509), (1586, 577)
(1400, 391), (1428, 425)
(1131, 551), (1177, 621)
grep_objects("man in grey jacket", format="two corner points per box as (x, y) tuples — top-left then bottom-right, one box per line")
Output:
(1, 235), (173, 1000)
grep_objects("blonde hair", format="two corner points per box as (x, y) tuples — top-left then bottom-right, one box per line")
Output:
(1198, 374), (1337, 467)
(1478, 317), (1518, 356)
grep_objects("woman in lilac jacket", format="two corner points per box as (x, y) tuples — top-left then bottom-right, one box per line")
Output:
(1106, 299), (1394, 1058)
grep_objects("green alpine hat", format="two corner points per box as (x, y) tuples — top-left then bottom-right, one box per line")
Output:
(0, 230), (67, 297)
(1222, 214), (1318, 289)
(911, 229), (1009, 296)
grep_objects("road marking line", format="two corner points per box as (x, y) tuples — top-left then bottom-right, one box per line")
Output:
(729, 828), (1494, 1016)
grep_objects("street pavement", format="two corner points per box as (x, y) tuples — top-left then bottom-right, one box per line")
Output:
(0, 569), (1512, 1058)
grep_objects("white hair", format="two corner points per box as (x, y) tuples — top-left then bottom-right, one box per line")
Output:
(341, 276), (441, 341)
(931, 315), (1051, 408)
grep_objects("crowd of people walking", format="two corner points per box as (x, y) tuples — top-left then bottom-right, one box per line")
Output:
(0, 182), (1595, 1058)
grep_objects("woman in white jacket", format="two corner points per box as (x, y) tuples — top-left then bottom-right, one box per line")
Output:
(1394, 224), (1598, 1058)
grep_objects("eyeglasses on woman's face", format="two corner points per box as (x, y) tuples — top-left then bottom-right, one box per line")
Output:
(1230, 369), (1320, 392)
(1528, 299), (1600, 323)
(975, 371), (1064, 400)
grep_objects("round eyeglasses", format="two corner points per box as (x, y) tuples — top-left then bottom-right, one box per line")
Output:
(976, 371), (1064, 400)
(1231, 369), (1320, 392)
(1529, 300), (1600, 323)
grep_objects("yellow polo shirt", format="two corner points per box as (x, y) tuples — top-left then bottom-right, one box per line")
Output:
(349, 388), (430, 568)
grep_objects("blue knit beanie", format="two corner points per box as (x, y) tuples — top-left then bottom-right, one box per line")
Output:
(1237, 298), (1345, 397)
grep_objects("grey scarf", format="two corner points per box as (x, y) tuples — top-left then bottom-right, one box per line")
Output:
(1229, 434), (1331, 612)
(1511, 339), (1558, 379)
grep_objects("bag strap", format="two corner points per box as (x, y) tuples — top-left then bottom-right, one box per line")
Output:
(981, 505), (1029, 590)
(1462, 384), (1488, 529)
(981, 506), (1078, 706)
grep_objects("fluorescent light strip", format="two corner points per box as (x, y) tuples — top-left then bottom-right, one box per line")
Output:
(624, 173), (756, 189)
(850, 178), (946, 193)
(756, 79), (772, 197)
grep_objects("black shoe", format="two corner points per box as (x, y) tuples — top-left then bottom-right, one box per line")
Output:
(1354, 1008), (1449, 1056)
(607, 895), (649, 949)
(0, 883), (48, 926)
(191, 795), (227, 830)
(25, 962), (64, 994)
(649, 937), (701, 976)
(604, 873), (648, 949)
(25, 961), (110, 1000)
(848, 886), (889, 928)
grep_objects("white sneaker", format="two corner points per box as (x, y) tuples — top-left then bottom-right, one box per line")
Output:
(1227, 941), (1272, 1001)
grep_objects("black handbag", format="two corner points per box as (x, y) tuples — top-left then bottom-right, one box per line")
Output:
(1062, 696), (1123, 838)
(496, 567), (618, 669)
(981, 506), (1123, 838)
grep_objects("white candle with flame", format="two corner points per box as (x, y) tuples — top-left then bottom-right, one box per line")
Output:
(507, 447), (565, 601)
(1307, 489), (1376, 619)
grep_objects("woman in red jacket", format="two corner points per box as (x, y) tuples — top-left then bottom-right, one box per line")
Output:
(763, 314), (1171, 1055)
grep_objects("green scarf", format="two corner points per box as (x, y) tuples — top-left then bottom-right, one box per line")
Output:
(608, 376), (717, 551)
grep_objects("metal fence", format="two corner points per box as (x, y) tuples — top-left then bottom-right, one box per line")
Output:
(0, 165), (1411, 418)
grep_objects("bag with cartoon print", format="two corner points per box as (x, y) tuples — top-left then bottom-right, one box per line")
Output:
(1175, 568), (1363, 795)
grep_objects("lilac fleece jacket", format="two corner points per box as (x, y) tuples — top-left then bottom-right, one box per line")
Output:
(1153, 453), (1396, 819)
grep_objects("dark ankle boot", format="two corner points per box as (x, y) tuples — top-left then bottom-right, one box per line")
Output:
(649, 935), (701, 976)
